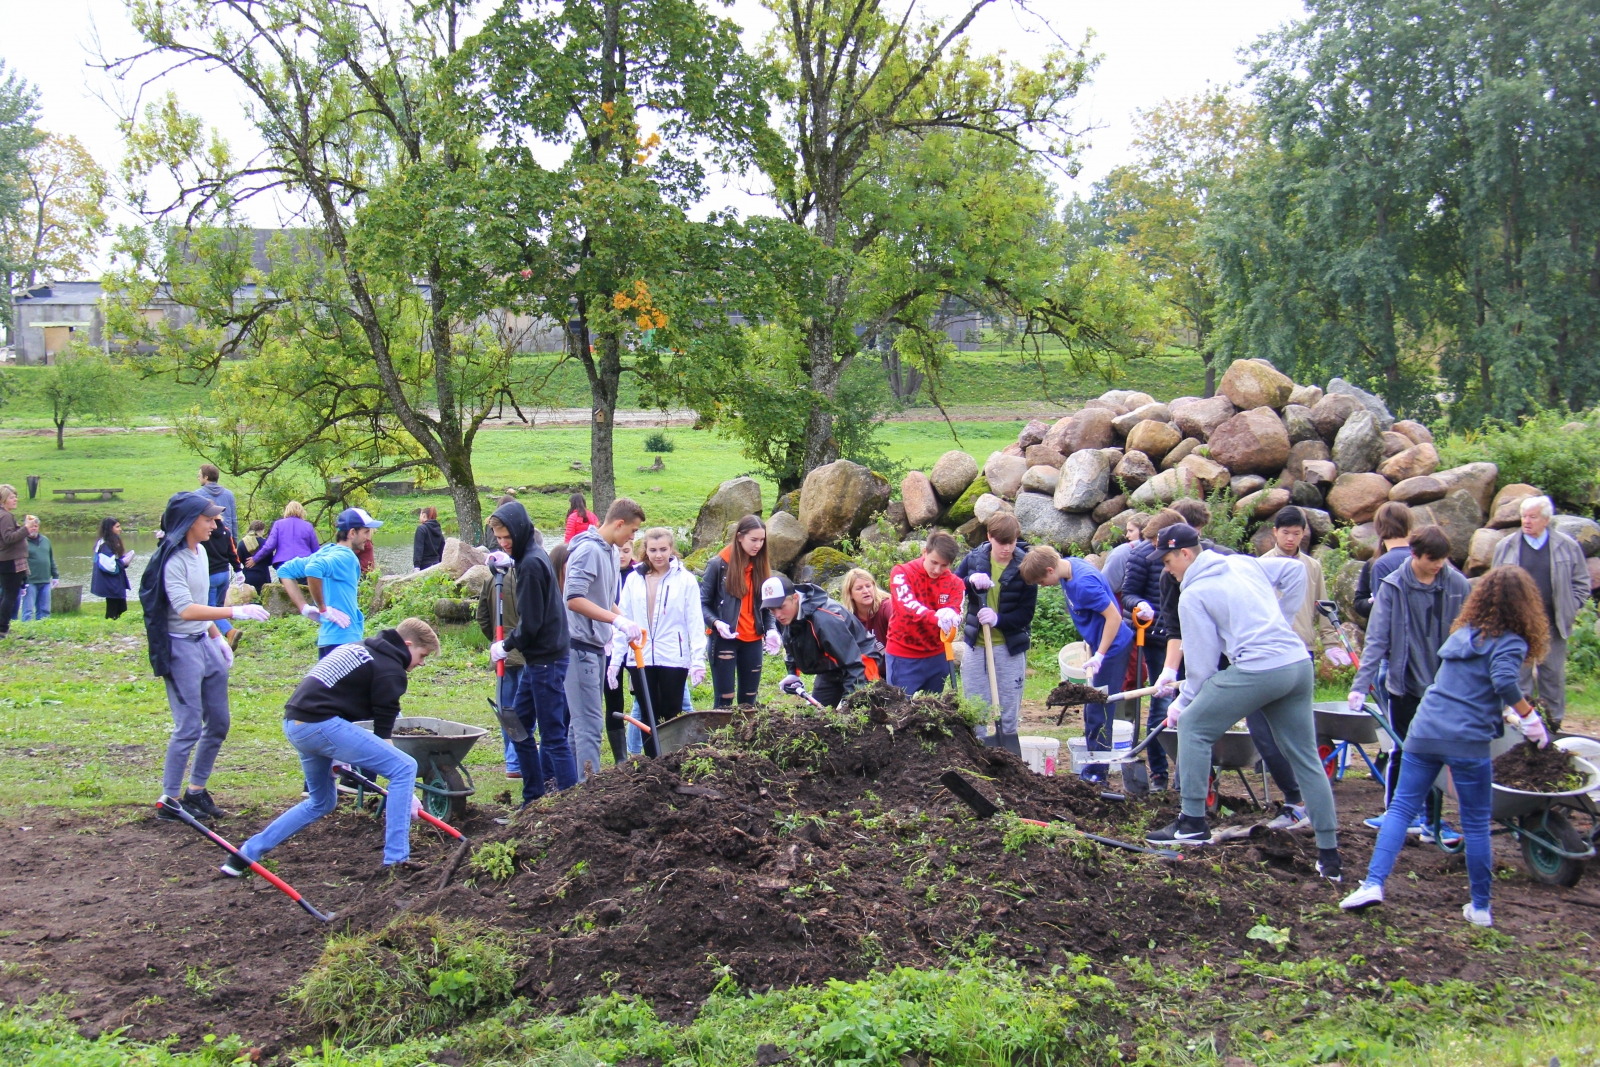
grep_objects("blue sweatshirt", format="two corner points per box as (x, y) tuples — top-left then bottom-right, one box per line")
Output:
(1405, 626), (1526, 759)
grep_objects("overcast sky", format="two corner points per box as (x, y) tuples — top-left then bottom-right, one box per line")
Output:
(1, 0), (1304, 272)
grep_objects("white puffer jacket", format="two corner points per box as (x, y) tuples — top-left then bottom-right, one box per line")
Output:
(607, 558), (708, 671)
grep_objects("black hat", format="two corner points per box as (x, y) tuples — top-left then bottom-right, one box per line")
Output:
(1273, 505), (1307, 529)
(759, 574), (796, 610)
(1154, 522), (1201, 555)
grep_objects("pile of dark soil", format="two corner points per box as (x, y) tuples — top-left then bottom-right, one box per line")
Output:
(1495, 742), (1584, 792)
(392, 726), (440, 736)
(1044, 681), (1105, 709)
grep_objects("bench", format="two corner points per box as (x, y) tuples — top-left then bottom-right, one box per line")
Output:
(52, 488), (124, 503)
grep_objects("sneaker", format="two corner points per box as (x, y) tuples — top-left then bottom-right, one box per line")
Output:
(1267, 802), (1309, 831)
(1419, 820), (1463, 846)
(156, 795), (187, 821)
(506, 771), (523, 780)
(1462, 902), (1493, 927)
(226, 628), (243, 651)
(1149, 775), (1169, 793)
(380, 858), (430, 875)
(1317, 848), (1344, 883)
(182, 789), (224, 819)
(1340, 881), (1384, 910)
(1147, 815), (1212, 844)
(219, 852), (252, 878)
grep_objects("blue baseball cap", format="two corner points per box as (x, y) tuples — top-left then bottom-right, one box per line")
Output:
(336, 507), (384, 532)
(1154, 522), (1201, 555)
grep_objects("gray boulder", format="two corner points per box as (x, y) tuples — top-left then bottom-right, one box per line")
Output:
(1054, 448), (1111, 512)
(1327, 377), (1395, 430)
(1173, 395), (1237, 441)
(928, 450), (979, 503)
(1021, 464), (1060, 495)
(1409, 489), (1484, 566)
(799, 461), (890, 544)
(693, 476), (763, 550)
(1331, 411), (1385, 474)
(1013, 492), (1097, 550)
(1283, 404), (1320, 444)
(1114, 449), (1157, 490)
(1554, 514), (1600, 558)
(983, 452), (1029, 501)
(765, 509), (808, 572)
(1112, 402), (1172, 437)
(1309, 393), (1364, 442)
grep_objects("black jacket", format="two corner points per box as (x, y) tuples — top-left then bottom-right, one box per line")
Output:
(780, 584), (875, 694)
(283, 629), (412, 739)
(1158, 539), (1236, 642)
(1119, 541), (1172, 644)
(1354, 545), (1412, 623)
(139, 492), (213, 678)
(413, 519), (445, 570)
(203, 520), (241, 576)
(700, 548), (773, 638)
(954, 540), (1038, 655)
(496, 500), (569, 666)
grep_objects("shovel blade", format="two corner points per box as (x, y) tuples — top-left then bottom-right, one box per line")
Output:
(939, 770), (999, 820)
(1123, 760), (1150, 797)
(490, 697), (529, 743)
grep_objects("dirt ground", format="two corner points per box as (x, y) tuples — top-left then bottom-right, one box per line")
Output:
(3, 693), (1599, 1059)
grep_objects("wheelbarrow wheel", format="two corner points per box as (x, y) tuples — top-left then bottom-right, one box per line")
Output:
(1519, 810), (1585, 887)
(423, 759), (469, 823)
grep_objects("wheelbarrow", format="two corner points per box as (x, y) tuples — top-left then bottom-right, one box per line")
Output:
(654, 711), (734, 756)
(355, 715), (487, 822)
(1313, 702), (1383, 782)
(1157, 728), (1262, 814)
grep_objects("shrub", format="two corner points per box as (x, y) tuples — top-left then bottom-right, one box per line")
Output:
(368, 571), (463, 630)
(642, 430), (675, 453)
(1437, 410), (1600, 510)
(1030, 586), (1081, 650)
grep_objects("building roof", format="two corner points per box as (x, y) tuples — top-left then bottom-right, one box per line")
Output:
(13, 281), (106, 306)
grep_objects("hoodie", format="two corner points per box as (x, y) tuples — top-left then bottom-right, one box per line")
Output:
(780, 583), (877, 693)
(139, 492), (215, 678)
(608, 557), (707, 671)
(1404, 626), (1526, 759)
(1350, 558), (1471, 699)
(564, 526), (620, 652)
(1175, 550), (1309, 705)
(413, 518), (445, 570)
(198, 482), (238, 537)
(282, 629), (414, 739)
(496, 500), (569, 666)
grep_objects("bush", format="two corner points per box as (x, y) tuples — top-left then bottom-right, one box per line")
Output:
(642, 430), (675, 453)
(367, 571), (463, 630)
(1437, 410), (1600, 510)
(1030, 586), (1081, 650)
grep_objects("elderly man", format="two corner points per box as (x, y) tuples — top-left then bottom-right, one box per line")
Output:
(1490, 495), (1590, 730)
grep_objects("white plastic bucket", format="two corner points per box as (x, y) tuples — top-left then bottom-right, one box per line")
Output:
(1019, 735), (1060, 776)
(1057, 642), (1090, 682)
(1112, 720), (1133, 751)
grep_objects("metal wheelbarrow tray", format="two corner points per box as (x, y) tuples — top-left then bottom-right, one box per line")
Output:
(653, 710), (734, 757)
(356, 715), (487, 821)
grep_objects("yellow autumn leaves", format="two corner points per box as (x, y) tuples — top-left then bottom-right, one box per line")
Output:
(613, 278), (668, 331)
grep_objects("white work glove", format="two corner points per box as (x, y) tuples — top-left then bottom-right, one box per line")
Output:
(935, 607), (961, 635)
(410, 794), (424, 819)
(1133, 601), (1153, 623)
(977, 607), (999, 627)
(323, 606), (352, 629)
(230, 572), (246, 587)
(613, 615), (643, 644)
(231, 604), (270, 622)
(486, 550), (513, 568)
(1327, 647), (1353, 668)
(714, 620), (737, 641)
(1154, 667), (1179, 697)
(1164, 698), (1186, 730)
(1517, 711), (1550, 749)
(1347, 690), (1366, 712)
(121, 551), (135, 566)
(212, 634), (234, 668)
(50, 578), (59, 588)
(489, 640), (507, 663)
(300, 604), (323, 623)
(763, 629), (782, 655)
(969, 573), (993, 591)
(1082, 652), (1105, 679)
(606, 662), (621, 690)
(779, 674), (804, 696)
(689, 663), (706, 687)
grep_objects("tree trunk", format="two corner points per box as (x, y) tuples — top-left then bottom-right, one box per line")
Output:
(802, 317), (843, 473)
(589, 333), (623, 516)
(55, 418), (65, 450)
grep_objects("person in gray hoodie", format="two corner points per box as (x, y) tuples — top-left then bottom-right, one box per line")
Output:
(1348, 525), (1471, 833)
(1146, 524), (1344, 880)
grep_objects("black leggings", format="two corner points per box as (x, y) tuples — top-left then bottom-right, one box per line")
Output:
(0, 566), (23, 633)
(105, 597), (128, 620)
(629, 666), (690, 758)
(604, 666), (627, 764)
(711, 636), (763, 708)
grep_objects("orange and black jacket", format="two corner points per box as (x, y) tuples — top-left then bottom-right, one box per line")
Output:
(778, 583), (879, 693)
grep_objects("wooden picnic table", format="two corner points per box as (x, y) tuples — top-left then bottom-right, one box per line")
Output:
(52, 488), (124, 503)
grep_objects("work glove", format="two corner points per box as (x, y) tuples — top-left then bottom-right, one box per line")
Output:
(977, 606), (999, 627)
(935, 607), (961, 634)
(763, 629), (782, 655)
(486, 550), (513, 568)
(714, 620), (737, 641)
(300, 604), (323, 623)
(410, 794), (424, 819)
(231, 604), (270, 622)
(613, 615), (644, 644)
(323, 606), (352, 629)
(212, 634), (234, 668)
(1347, 690), (1367, 712)
(779, 674), (804, 696)
(1327, 647), (1353, 668)
(1154, 666), (1180, 697)
(1517, 711), (1550, 749)
(489, 640), (507, 663)
(1164, 698), (1186, 730)
(121, 551), (135, 566)
(689, 664), (706, 687)
(606, 662), (621, 690)
(1133, 601), (1154, 623)
(969, 573), (993, 591)
(230, 572), (246, 587)
(1082, 652), (1105, 680)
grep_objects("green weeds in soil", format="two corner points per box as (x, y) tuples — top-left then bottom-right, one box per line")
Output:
(468, 841), (518, 883)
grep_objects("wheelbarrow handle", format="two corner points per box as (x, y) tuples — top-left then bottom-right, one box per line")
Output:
(336, 767), (467, 841)
(611, 711), (653, 735)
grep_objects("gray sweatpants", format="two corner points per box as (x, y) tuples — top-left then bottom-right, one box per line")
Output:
(1178, 658), (1338, 849)
(565, 645), (606, 780)
(161, 634), (231, 796)
(1520, 633), (1568, 726)
(964, 638), (1026, 736)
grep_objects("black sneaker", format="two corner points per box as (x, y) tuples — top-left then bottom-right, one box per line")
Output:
(156, 795), (186, 820)
(1149, 774), (1170, 792)
(1317, 848), (1343, 883)
(182, 789), (225, 819)
(219, 852), (252, 878)
(1147, 815), (1212, 844)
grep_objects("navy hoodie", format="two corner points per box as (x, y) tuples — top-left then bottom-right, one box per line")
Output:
(495, 500), (569, 666)
(139, 492), (214, 678)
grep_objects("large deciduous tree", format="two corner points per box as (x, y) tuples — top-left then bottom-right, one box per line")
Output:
(0, 134), (110, 290)
(0, 60), (43, 345)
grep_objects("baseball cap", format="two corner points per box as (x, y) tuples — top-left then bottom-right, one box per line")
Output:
(336, 506), (384, 532)
(759, 574), (796, 610)
(198, 500), (226, 518)
(1154, 522), (1201, 555)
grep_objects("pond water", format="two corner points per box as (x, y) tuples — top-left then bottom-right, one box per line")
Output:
(30, 528), (425, 602)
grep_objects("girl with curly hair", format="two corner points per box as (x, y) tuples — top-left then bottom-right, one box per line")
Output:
(1342, 566), (1552, 927)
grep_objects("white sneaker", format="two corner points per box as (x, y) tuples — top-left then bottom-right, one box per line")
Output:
(1267, 802), (1310, 831)
(1340, 882), (1384, 911)
(1462, 902), (1493, 927)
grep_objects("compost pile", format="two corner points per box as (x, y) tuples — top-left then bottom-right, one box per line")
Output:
(1044, 681), (1106, 709)
(392, 726), (440, 736)
(349, 687), (1384, 1015)
(1494, 743), (1582, 793)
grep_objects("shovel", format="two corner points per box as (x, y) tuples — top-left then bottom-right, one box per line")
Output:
(1315, 600), (1361, 670)
(937, 771), (1182, 860)
(783, 677), (828, 710)
(629, 632), (661, 758)
(336, 766), (468, 842)
(1122, 617), (1153, 798)
(158, 798), (335, 922)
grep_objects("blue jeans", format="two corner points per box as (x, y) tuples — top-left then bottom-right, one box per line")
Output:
(1082, 643), (1134, 779)
(20, 582), (50, 621)
(510, 656), (578, 803)
(241, 717), (418, 865)
(886, 652), (951, 696)
(208, 571), (233, 634)
(1363, 749), (1494, 908)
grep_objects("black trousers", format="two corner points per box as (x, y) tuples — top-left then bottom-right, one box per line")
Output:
(604, 666), (627, 763)
(0, 565), (23, 633)
(1385, 692), (1423, 805)
(629, 665), (690, 758)
(711, 636), (763, 708)
(105, 597), (128, 620)
(811, 671), (849, 707)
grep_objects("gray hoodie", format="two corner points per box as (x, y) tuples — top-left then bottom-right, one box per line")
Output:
(1350, 558), (1470, 699)
(198, 482), (238, 537)
(1176, 550), (1309, 704)
(563, 526), (619, 652)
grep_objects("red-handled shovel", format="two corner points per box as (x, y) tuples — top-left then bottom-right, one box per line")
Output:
(157, 798), (335, 922)
(334, 766), (468, 842)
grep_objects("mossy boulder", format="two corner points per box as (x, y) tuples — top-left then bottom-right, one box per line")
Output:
(944, 474), (990, 527)
(794, 546), (856, 585)
(682, 546), (718, 576)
